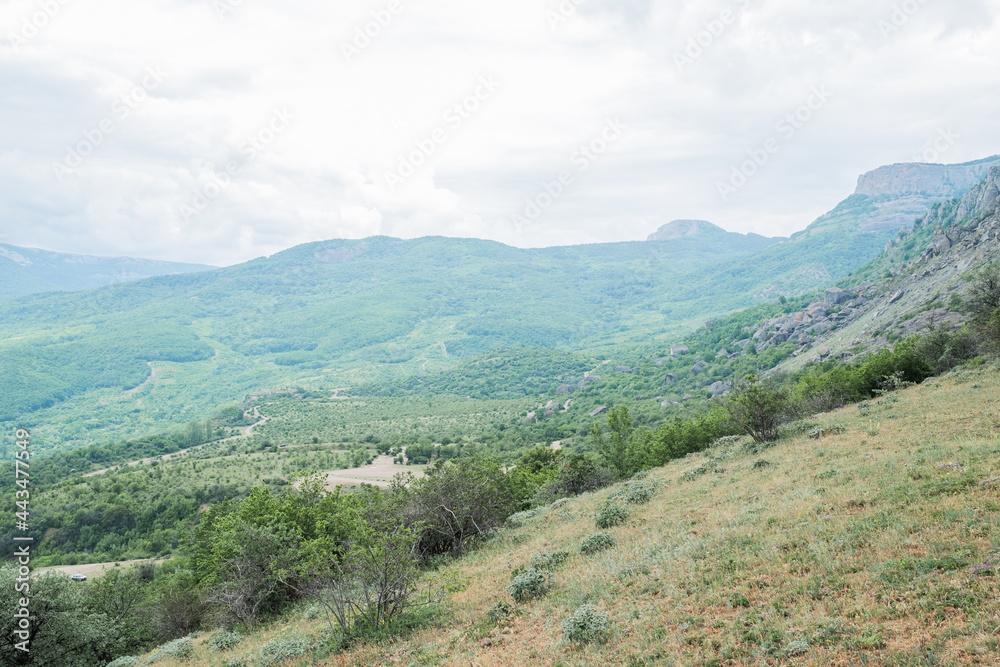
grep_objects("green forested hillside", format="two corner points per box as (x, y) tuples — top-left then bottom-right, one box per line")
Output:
(0, 164), (987, 458)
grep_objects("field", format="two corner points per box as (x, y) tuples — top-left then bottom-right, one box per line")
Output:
(140, 361), (1000, 666)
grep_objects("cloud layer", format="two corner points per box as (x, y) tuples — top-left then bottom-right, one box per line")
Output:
(1, 0), (998, 265)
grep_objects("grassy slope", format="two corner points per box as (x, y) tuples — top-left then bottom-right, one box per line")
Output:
(154, 362), (999, 666)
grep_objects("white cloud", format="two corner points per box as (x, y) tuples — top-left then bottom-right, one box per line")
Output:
(0, 0), (998, 264)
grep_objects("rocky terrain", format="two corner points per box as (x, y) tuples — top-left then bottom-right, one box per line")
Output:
(797, 155), (1000, 235)
(781, 165), (1000, 369)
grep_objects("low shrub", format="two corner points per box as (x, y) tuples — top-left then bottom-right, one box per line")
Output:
(107, 658), (139, 667)
(223, 658), (250, 667)
(258, 635), (312, 667)
(621, 481), (655, 505)
(506, 567), (552, 603)
(595, 500), (629, 529)
(507, 508), (542, 527)
(679, 465), (710, 482)
(561, 604), (610, 644)
(141, 637), (193, 663)
(488, 601), (513, 623)
(530, 550), (570, 569)
(208, 630), (243, 651)
(580, 532), (616, 554)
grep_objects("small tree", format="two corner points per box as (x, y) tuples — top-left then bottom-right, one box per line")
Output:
(590, 406), (647, 478)
(968, 263), (1000, 352)
(720, 375), (795, 443)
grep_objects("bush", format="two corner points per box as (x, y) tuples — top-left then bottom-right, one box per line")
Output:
(721, 375), (797, 443)
(561, 604), (610, 644)
(595, 500), (629, 528)
(107, 658), (139, 667)
(488, 601), (513, 623)
(506, 567), (552, 603)
(620, 480), (655, 505)
(208, 630), (243, 651)
(223, 658), (250, 667)
(507, 508), (542, 527)
(580, 532), (616, 554)
(258, 634), (312, 667)
(530, 551), (570, 569)
(141, 637), (194, 663)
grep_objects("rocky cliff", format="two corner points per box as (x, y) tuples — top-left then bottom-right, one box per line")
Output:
(855, 157), (1000, 198)
(778, 165), (1000, 370)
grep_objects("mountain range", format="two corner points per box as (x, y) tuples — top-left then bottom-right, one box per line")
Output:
(0, 155), (997, 455)
(0, 243), (213, 297)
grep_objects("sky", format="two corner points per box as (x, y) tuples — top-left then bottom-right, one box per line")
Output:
(1, 0), (998, 267)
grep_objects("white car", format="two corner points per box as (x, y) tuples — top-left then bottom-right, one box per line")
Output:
(70, 574), (87, 581)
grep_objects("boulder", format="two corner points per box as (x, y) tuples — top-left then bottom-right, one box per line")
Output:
(654, 357), (670, 365)
(526, 412), (537, 424)
(690, 361), (709, 376)
(556, 385), (575, 395)
(734, 339), (751, 349)
(544, 410), (555, 418)
(614, 366), (634, 374)
(716, 349), (729, 358)
(670, 345), (690, 356)
(662, 373), (679, 387)
(805, 303), (829, 318)
(824, 287), (853, 305)
(590, 406), (609, 417)
(708, 380), (733, 396)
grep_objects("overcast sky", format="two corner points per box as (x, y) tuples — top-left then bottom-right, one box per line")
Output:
(1, 0), (998, 266)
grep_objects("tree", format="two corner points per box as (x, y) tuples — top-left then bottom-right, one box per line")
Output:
(720, 375), (796, 443)
(287, 493), (424, 637)
(590, 406), (647, 478)
(401, 458), (517, 557)
(968, 262), (1000, 352)
(0, 567), (111, 666)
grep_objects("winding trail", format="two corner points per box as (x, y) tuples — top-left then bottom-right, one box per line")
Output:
(82, 410), (269, 478)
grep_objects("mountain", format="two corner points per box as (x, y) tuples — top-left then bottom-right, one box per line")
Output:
(798, 155), (1000, 236)
(2, 156), (997, 455)
(0, 243), (214, 297)
(645, 219), (783, 246)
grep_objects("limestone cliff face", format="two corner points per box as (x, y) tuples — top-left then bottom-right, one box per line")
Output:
(855, 157), (1000, 198)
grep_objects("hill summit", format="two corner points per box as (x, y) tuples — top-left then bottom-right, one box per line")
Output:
(646, 219), (780, 244)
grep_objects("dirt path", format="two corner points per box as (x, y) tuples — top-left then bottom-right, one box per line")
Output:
(36, 558), (164, 580)
(318, 454), (423, 490)
(83, 410), (268, 478)
(126, 362), (156, 397)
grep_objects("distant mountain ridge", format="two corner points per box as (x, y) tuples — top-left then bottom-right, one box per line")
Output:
(646, 219), (784, 245)
(3, 154), (1000, 454)
(0, 243), (214, 297)
(799, 155), (1000, 236)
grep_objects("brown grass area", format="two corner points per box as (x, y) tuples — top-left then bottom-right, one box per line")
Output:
(148, 364), (1000, 667)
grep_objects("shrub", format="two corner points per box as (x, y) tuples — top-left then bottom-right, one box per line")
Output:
(506, 567), (552, 603)
(107, 658), (139, 667)
(721, 375), (797, 443)
(223, 658), (250, 667)
(208, 630), (243, 651)
(595, 500), (629, 529)
(530, 551), (570, 569)
(753, 459), (772, 469)
(507, 508), (542, 528)
(488, 601), (513, 623)
(561, 604), (610, 644)
(258, 635), (312, 667)
(580, 532), (616, 554)
(621, 481), (655, 505)
(141, 637), (193, 663)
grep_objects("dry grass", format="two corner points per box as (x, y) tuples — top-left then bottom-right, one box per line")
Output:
(145, 364), (1000, 666)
